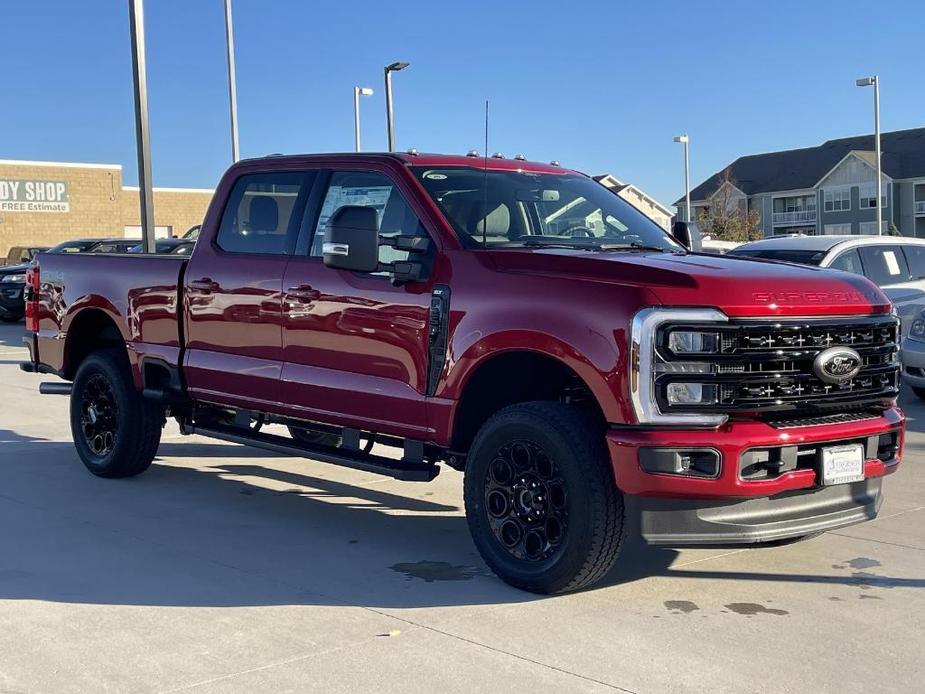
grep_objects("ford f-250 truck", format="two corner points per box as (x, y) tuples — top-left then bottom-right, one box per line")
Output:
(21, 152), (904, 594)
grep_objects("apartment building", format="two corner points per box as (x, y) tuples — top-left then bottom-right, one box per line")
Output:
(677, 127), (925, 238)
(594, 174), (673, 231)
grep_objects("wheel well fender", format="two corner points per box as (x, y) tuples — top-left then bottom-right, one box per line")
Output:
(63, 308), (127, 380)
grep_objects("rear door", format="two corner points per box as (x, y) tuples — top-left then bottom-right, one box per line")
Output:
(278, 168), (437, 439)
(857, 244), (920, 335)
(183, 170), (316, 409)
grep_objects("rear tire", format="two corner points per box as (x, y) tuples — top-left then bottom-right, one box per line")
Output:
(70, 349), (164, 478)
(912, 386), (925, 400)
(464, 401), (625, 594)
(288, 425), (341, 448)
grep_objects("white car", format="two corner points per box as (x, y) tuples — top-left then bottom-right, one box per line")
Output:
(731, 234), (925, 397)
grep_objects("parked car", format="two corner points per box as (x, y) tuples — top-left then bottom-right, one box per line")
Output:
(700, 236), (741, 255)
(21, 153), (904, 593)
(47, 238), (139, 254)
(4, 246), (49, 265)
(183, 225), (201, 240)
(128, 238), (196, 255)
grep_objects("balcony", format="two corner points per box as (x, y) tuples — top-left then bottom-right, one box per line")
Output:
(914, 200), (925, 215)
(772, 210), (817, 226)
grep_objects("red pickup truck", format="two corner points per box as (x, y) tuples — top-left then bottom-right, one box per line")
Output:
(21, 153), (904, 593)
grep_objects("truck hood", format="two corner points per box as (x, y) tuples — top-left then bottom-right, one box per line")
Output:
(0, 262), (29, 276)
(488, 248), (892, 318)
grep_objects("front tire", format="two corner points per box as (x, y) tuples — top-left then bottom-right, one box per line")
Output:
(70, 349), (164, 478)
(464, 401), (625, 594)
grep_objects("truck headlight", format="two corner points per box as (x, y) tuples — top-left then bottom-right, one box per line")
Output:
(911, 319), (925, 338)
(0, 273), (26, 283)
(667, 330), (720, 354)
(630, 307), (729, 426)
(666, 382), (719, 405)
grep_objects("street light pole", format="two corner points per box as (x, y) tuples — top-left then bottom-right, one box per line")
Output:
(674, 135), (691, 223)
(224, 0), (240, 163)
(384, 61), (410, 151)
(353, 87), (373, 152)
(128, 0), (156, 254)
(856, 76), (882, 235)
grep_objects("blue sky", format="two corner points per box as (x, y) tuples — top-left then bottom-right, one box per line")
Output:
(2, 0), (923, 207)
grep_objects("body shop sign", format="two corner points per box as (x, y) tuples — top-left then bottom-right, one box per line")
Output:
(0, 179), (69, 212)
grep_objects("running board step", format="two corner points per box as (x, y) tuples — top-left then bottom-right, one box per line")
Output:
(186, 424), (439, 482)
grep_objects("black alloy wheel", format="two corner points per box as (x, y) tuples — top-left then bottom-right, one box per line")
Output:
(484, 441), (568, 562)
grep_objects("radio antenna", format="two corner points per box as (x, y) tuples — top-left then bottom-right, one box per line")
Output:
(481, 99), (489, 248)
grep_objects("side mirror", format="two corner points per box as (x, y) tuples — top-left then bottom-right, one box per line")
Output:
(672, 221), (703, 252)
(322, 206), (380, 273)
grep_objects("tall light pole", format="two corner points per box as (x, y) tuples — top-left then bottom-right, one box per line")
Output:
(384, 61), (410, 151)
(856, 76), (882, 235)
(128, 0), (156, 254)
(673, 134), (691, 223)
(224, 0), (240, 162)
(353, 87), (374, 152)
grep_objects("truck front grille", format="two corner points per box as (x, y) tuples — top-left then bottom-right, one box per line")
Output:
(655, 314), (900, 415)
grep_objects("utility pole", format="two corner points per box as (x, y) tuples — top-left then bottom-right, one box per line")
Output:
(674, 135), (691, 223)
(224, 0), (240, 162)
(128, 0), (156, 253)
(856, 76), (883, 235)
(384, 61), (410, 151)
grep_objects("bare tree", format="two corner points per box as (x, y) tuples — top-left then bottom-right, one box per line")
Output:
(696, 170), (763, 243)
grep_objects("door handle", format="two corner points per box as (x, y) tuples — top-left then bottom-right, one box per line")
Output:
(287, 284), (320, 301)
(189, 278), (219, 293)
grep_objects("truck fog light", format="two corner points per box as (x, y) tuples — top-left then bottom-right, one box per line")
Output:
(911, 318), (925, 338)
(639, 448), (720, 477)
(666, 382), (718, 405)
(668, 330), (720, 354)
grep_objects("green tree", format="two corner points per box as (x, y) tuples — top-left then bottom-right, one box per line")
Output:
(695, 172), (763, 243)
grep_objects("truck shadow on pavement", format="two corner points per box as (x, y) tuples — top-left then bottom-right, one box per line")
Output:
(0, 436), (922, 610)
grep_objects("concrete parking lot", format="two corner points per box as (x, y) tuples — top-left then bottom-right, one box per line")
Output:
(0, 321), (922, 694)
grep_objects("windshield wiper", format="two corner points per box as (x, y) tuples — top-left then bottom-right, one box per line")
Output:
(599, 242), (681, 253)
(519, 238), (599, 250)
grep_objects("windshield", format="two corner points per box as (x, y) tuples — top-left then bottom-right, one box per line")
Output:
(48, 240), (98, 254)
(730, 248), (826, 265)
(412, 167), (682, 252)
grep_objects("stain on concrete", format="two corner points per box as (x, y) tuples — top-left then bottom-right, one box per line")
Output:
(852, 571), (895, 589)
(664, 600), (700, 614)
(348, 539), (359, 544)
(828, 596), (844, 602)
(389, 561), (480, 583)
(239, 488), (255, 496)
(724, 602), (789, 616)
(859, 594), (883, 600)
(847, 557), (882, 570)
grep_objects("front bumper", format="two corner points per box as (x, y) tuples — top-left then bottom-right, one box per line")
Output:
(0, 283), (24, 318)
(607, 407), (903, 544)
(901, 337), (925, 388)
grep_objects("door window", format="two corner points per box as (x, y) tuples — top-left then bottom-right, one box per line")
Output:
(857, 245), (911, 285)
(216, 172), (313, 255)
(901, 245), (925, 280)
(828, 249), (863, 275)
(310, 171), (428, 266)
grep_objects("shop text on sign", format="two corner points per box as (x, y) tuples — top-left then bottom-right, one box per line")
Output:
(0, 179), (70, 213)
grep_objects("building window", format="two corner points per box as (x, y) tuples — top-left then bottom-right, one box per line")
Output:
(859, 182), (887, 209)
(859, 221), (887, 235)
(824, 223), (853, 235)
(823, 188), (850, 212)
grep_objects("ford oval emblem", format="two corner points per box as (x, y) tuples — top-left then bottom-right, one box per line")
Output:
(813, 346), (862, 384)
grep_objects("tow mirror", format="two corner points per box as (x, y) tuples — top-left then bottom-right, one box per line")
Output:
(323, 205), (433, 283)
(323, 206), (380, 273)
(671, 221), (703, 252)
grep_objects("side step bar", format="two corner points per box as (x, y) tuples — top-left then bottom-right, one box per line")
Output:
(186, 423), (440, 482)
(39, 382), (72, 395)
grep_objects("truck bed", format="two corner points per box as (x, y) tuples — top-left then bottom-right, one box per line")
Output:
(32, 252), (187, 380)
